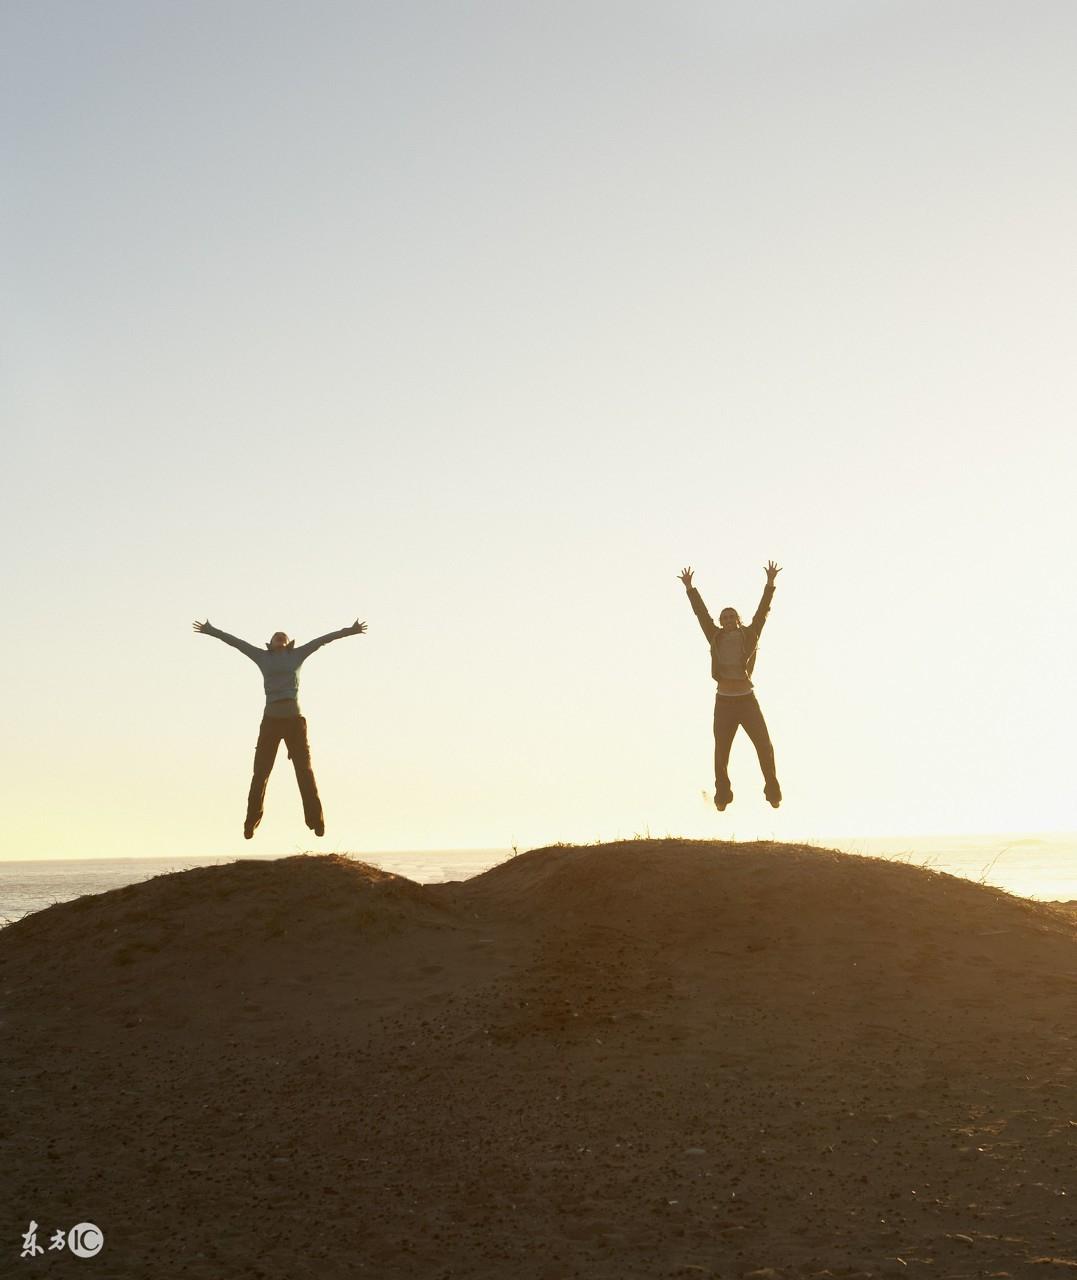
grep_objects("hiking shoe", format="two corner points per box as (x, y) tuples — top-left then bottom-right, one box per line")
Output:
(714, 790), (733, 812)
(765, 779), (782, 809)
(313, 819), (325, 837)
(243, 823), (255, 840)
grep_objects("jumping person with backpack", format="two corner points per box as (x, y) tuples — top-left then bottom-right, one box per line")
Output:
(678, 562), (782, 811)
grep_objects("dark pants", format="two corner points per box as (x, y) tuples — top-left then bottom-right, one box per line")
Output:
(713, 692), (779, 799)
(245, 715), (324, 832)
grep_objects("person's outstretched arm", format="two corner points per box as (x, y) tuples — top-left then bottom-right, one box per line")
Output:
(678, 567), (717, 643)
(748, 561), (781, 638)
(292, 618), (368, 659)
(192, 619), (263, 662)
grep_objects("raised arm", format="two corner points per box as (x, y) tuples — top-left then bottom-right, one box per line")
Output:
(292, 618), (367, 659)
(748, 561), (781, 637)
(678, 567), (717, 643)
(192, 619), (263, 662)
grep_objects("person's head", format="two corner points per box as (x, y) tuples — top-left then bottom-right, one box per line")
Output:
(718, 607), (742, 630)
(266, 631), (294, 651)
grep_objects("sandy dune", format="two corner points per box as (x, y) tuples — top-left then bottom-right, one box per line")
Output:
(3, 839), (1077, 1278)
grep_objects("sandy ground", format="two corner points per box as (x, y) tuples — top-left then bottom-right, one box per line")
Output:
(2, 839), (1077, 1279)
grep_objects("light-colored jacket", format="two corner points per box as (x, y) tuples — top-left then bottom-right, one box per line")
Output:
(204, 623), (355, 705)
(685, 582), (775, 695)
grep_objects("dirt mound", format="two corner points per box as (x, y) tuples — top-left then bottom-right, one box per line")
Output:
(452, 840), (1077, 1058)
(4, 841), (1077, 1280)
(457, 834), (1073, 947)
(0, 853), (456, 1020)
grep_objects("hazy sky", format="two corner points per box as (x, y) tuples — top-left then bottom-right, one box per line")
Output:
(4, 1), (1076, 859)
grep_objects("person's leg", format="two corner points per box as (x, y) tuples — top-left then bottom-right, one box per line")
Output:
(283, 716), (325, 835)
(739, 693), (781, 805)
(245, 718), (285, 837)
(712, 695), (741, 807)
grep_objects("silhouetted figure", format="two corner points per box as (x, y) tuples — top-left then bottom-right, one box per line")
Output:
(679, 563), (782, 811)
(193, 617), (367, 838)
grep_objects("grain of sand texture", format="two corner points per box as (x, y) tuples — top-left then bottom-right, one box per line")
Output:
(2, 840), (1077, 1279)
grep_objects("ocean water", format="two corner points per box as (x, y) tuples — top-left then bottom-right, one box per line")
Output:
(1, 834), (1076, 929)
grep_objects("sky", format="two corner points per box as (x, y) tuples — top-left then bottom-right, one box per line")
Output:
(3, 0), (1076, 859)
